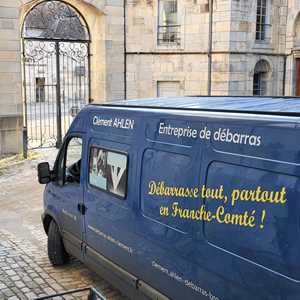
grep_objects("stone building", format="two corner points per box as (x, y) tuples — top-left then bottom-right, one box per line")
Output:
(126, 0), (288, 97)
(1, 0), (300, 154)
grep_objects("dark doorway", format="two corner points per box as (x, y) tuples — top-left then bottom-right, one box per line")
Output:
(36, 77), (45, 103)
(295, 58), (300, 96)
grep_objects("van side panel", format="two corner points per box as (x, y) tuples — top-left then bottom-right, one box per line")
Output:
(205, 162), (300, 280)
(78, 107), (300, 300)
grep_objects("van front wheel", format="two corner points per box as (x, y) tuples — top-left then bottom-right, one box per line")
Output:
(47, 220), (69, 266)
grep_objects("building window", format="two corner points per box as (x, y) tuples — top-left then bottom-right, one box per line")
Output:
(157, 81), (181, 97)
(253, 60), (270, 96)
(253, 73), (266, 96)
(256, 0), (270, 42)
(158, 0), (180, 46)
(89, 147), (128, 199)
(294, 13), (300, 48)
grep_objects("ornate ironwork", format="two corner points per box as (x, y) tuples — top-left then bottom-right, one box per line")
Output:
(157, 25), (181, 46)
(23, 0), (89, 41)
(59, 42), (89, 63)
(24, 40), (56, 63)
(22, 1), (90, 149)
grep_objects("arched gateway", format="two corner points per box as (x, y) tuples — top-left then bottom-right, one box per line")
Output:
(22, 0), (91, 149)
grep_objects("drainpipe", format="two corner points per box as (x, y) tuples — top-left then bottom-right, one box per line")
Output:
(207, 0), (213, 96)
(282, 55), (287, 96)
(124, 0), (127, 99)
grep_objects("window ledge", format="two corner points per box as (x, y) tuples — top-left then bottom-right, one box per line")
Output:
(253, 41), (274, 50)
(156, 45), (185, 52)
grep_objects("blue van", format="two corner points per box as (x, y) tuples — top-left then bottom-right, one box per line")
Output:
(38, 96), (300, 300)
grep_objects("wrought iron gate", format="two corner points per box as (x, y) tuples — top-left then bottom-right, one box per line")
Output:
(22, 1), (90, 149)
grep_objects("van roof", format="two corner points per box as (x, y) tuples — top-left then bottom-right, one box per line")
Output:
(96, 96), (300, 116)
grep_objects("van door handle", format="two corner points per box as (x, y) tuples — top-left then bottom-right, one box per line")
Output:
(78, 203), (87, 215)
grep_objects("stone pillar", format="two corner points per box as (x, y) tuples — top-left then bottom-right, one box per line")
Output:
(0, 0), (23, 155)
(104, 0), (125, 101)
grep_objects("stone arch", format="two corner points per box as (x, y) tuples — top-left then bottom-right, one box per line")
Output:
(22, 1), (91, 41)
(20, 0), (107, 102)
(20, 0), (106, 14)
(253, 59), (272, 96)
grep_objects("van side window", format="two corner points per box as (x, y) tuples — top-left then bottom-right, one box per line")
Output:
(65, 137), (82, 183)
(57, 137), (82, 185)
(89, 147), (128, 199)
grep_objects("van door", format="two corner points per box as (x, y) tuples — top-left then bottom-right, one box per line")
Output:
(52, 134), (85, 257)
(83, 139), (135, 272)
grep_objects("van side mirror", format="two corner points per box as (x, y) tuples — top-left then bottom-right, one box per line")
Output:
(38, 162), (51, 184)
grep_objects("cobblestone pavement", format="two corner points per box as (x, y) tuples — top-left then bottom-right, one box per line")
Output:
(0, 150), (128, 300)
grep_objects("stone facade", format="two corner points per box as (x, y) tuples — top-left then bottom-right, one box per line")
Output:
(125, 0), (294, 98)
(20, 0), (125, 103)
(0, 0), (125, 155)
(0, 0), (23, 154)
(2, 0), (300, 154)
(226, 0), (287, 96)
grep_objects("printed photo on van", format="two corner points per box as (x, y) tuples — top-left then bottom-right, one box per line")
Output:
(89, 147), (128, 198)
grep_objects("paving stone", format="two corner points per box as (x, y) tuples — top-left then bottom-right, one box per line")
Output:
(6, 270), (16, 276)
(3, 288), (14, 297)
(21, 287), (30, 293)
(10, 276), (20, 281)
(15, 281), (25, 289)
(33, 277), (44, 285)
(16, 293), (28, 300)
(25, 292), (37, 299)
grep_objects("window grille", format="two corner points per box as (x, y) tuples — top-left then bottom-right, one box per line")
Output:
(253, 73), (267, 96)
(253, 60), (270, 96)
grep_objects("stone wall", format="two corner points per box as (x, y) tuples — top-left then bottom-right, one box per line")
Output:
(125, 0), (292, 98)
(126, 0), (233, 97)
(1, 0), (300, 155)
(130, 0), (300, 98)
(0, 0), (23, 155)
(127, 54), (208, 98)
(104, 0), (125, 101)
(0, 0), (126, 155)
(226, 0), (287, 96)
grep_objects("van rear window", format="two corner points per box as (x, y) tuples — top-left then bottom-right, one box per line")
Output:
(89, 147), (128, 199)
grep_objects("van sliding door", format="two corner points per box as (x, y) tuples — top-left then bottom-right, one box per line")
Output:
(83, 139), (136, 274)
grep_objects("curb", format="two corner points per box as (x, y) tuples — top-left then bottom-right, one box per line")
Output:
(0, 152), (41, 175)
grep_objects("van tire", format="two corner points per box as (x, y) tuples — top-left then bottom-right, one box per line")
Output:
(47, 220), (69, 266)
